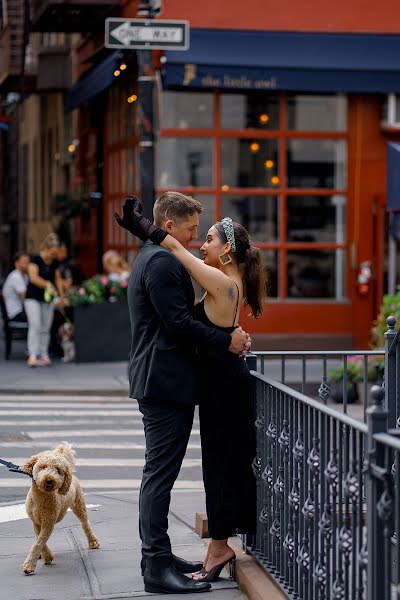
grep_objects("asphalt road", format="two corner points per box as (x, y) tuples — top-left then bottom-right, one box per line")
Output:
(0, 393), (204, 505)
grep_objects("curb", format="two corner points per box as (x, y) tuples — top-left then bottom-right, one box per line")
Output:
(230, 538), (288, 600)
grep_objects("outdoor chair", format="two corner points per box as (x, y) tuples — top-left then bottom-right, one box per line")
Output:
(0, 292), (28, 360)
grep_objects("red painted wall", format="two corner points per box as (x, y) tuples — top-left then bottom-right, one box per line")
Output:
(161, 0), (400, 34)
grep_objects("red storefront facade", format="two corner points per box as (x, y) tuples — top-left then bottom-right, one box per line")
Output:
(71, 0), (400, 348)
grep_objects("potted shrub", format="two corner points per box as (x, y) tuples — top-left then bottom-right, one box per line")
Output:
(327, 360), (362, 404)
(66, 275), (131, 363)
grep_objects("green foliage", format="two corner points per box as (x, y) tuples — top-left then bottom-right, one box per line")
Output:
(327, 354), (384, 384)
(66, 275), (128, 306)
(371, 287), (400, 349)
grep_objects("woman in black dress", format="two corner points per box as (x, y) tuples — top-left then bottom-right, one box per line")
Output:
(115, 201), (266, 581)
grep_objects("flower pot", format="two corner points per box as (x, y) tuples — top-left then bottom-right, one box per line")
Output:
(73, 302), (130, 363)
(329, 380), (359, 404)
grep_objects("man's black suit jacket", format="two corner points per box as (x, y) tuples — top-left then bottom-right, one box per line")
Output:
(127, 242), (231, 405)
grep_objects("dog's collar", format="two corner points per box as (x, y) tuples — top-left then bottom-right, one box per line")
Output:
(0, 458), (33, 479)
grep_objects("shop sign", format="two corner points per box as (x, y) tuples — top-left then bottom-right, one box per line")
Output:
(105, 18), (189, 50)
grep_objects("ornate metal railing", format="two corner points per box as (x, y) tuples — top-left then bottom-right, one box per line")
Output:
(248, 370), (368, 600)
(245, 317), (400, 600)
(249, 350), (385, 422)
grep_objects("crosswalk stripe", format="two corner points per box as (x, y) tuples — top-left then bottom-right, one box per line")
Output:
(27, 429), (200, 438)
(0, 410), (138, 416)
(0, 441), (202, 449)
(0, 396), (130, 402)
(0, 503), (101, 524)
(0, 403), (137, 409)
(4, 458), (202, 467)
(0, 419), (144, 426)
(0, 479), (204, 489)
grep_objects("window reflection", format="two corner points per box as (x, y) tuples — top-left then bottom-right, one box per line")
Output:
(260, 250), (278, 298)
(221, 93), (279, 129)
(287, 196), (346, 243)
(221, 195), (278, 242)
(287, 94), (347, 131)
(156, 138), (213, 188)
(287, 251), (345, 299)
(221, 139), (279, 188)
(161, 91), (213, 129)
(287, 140), (346, 188)
(194, 195), (215, 241)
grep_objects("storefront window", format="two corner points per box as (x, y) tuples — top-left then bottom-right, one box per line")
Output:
(161, 91), (214, 129)
(157, 138), (213, 188)
(261, 250), (278, 298)
(287, 94), (347, 131)
(287, 139), (347, 188)
(194, 195), (215, 240)
(221, 93), (279, 129)
(287, 195), (346, 243)
(287, 250), (345, 299)
(157, 91), (348, 301)
(221, 195), (278, 242)
(221, 138), (279, 188)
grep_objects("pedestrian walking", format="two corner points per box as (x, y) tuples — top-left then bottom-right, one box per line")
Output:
(25, 233), (63, 368)
(115, 192), (250, 595)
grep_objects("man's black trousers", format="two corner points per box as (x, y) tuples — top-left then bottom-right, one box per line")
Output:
(138, 400), (195, 568)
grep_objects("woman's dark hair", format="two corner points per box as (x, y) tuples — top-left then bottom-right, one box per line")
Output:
(214, 221), (267, 318)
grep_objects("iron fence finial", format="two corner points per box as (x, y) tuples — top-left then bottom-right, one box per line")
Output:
(370, 385), (385, 407)
(387, 315), (397, 330)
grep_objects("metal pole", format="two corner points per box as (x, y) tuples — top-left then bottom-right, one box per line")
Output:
(384, 316), (397, 429)
(366, 385), (388, 600)
(388, 232), (397, 295)
(137, 1), (157, 220)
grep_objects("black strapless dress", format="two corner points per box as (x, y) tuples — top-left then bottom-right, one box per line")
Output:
(192, 299), (256, 539)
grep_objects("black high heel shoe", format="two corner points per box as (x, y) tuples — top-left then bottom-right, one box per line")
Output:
(192, 555), (236, 582)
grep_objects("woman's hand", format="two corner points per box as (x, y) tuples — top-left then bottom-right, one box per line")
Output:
(114, 196), (167, 245)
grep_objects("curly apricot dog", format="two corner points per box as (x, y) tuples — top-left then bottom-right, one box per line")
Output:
(21, 442), (100, 574)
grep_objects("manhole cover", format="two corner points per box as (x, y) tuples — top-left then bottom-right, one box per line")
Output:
(0, 432), (32, 442)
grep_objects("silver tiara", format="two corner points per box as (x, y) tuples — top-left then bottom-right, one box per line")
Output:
(221, 217), (236, 252)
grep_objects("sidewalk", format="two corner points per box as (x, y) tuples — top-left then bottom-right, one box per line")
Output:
(0, 490), (244, 600)
(0, 357), (130, 395)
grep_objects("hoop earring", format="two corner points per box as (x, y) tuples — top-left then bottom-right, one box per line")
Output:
(218, 253), (232, 266)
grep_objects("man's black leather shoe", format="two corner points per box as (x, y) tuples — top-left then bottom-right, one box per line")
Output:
(144, 564), (211, 594)
(141, 554), (203, 577)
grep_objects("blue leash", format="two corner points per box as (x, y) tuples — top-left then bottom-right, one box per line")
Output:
(0, 457), (32, 479)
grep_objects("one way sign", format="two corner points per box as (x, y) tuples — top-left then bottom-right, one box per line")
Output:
(105, 18), (189, 50)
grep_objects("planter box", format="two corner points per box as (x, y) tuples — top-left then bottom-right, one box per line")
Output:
(74, 302), (131, 363)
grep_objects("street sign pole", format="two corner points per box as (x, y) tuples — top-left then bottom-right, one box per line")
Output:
(137, 2), (156, 220)
(104, 8), (189, 219)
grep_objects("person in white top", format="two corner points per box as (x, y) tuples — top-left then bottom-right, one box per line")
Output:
(2, 252), (30, 322)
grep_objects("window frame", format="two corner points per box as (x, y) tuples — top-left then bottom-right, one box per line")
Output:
(157, 90), (348, 300)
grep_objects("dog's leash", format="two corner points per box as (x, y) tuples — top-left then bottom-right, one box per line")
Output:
(0, 458), (32, 479)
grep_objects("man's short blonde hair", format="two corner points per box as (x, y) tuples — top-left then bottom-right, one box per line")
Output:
(153, 192), (202, 227)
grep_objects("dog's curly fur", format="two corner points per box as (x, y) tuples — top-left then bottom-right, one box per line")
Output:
(21, 442), (100, 574)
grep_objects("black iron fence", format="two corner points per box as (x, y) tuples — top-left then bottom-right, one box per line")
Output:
(245, 316), (400, 600)
(250, 350), (385, 423)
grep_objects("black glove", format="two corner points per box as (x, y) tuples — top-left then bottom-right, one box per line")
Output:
(114, 196), (168, 245)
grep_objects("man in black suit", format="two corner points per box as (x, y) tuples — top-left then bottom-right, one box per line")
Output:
(116, 192), (250, 594)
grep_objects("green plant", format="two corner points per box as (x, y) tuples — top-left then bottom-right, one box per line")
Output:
(371, 287), (400, 348)
(328, 354), (384, 384)
(328, 361), (363, 384)
(65, 275), (128, 306)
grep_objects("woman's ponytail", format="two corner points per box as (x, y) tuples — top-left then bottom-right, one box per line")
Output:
(242, 246), (267, 318)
